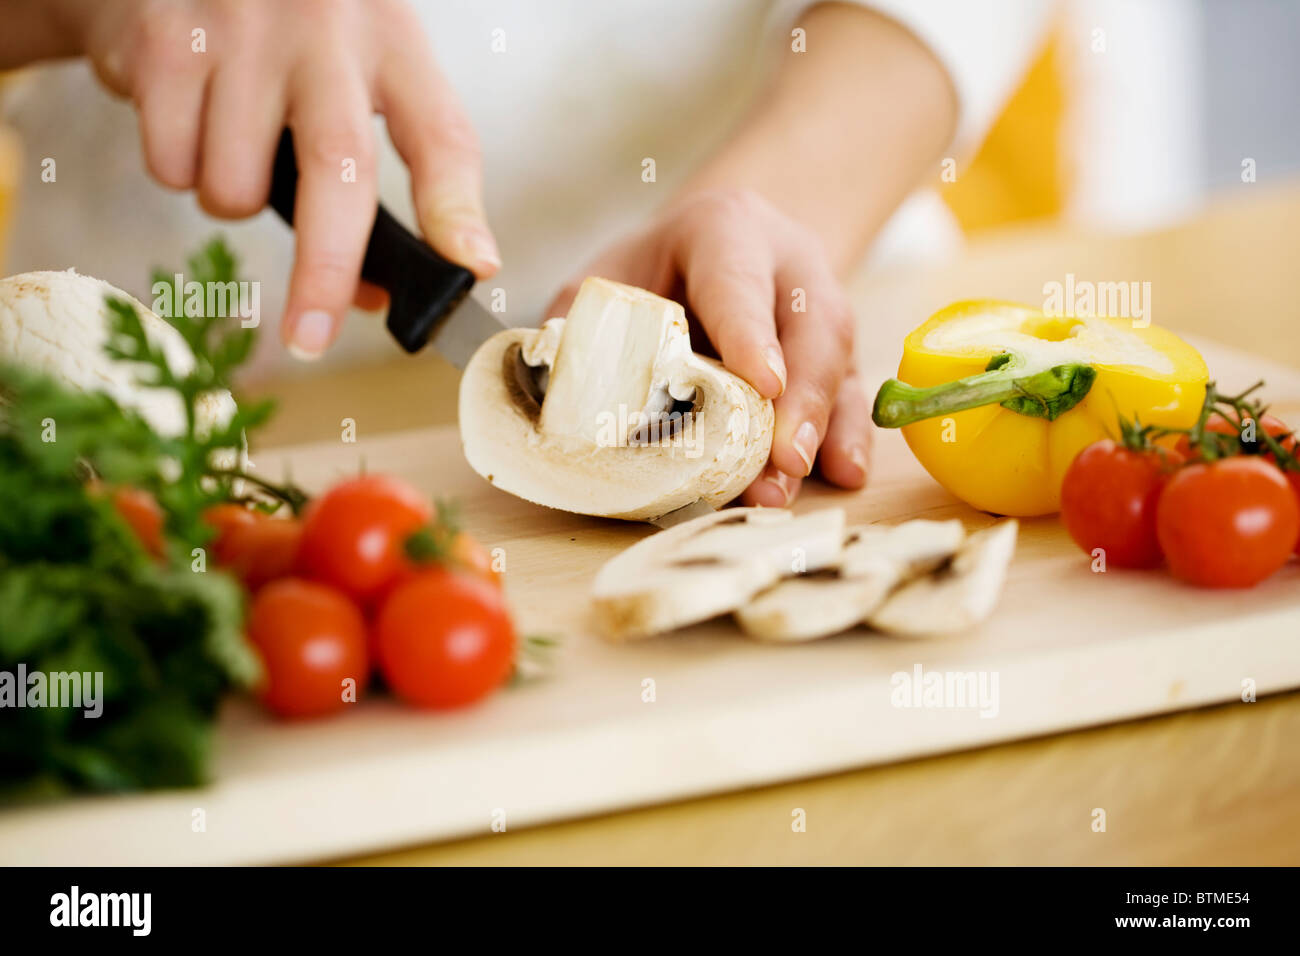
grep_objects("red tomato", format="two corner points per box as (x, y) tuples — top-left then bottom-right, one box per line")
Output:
(1279, 476), (1300, 556)
(374, 568), (515, 709)
(1060, 440), (1182, 568)
(248, 578), (370, 719)
(226, 519), (304, 591)
(1266, 431), (1300, 554)
(450, 532), (503, 586)
(203, 505), (304, 590)
(1156, 457), (1299, 588)
(1174, 411), (1291, 460)
(386, 529), (504, 597)
(110, 486), (166, 558)
(202, 503), (259, 561)
(297, 475), (432, 602)
(1175, 413), (1300, 553)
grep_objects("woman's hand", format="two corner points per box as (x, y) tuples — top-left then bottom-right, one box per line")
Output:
(545, 188), (872, 507)
(544, 4), (956, 505)
(55, 0), (499, 356)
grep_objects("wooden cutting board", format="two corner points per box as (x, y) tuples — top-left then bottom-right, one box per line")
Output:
(4, 335), (1300, 866)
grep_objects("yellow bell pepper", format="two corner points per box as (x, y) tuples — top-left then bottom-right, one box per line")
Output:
(872, 300), (1209, 516)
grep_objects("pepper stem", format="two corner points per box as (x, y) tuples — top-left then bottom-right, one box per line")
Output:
(872, 353), (1097, 428)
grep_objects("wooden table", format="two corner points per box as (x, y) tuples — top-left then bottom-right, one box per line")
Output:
(246, 183), (1300, 866)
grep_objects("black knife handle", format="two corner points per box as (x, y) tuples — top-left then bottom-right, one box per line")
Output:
(268, 128), (475, 354)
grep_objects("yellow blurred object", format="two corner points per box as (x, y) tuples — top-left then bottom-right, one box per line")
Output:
(0, 123), (18, 270)
(872, 301), (1209, 516)
(943, 33), (1067, 231)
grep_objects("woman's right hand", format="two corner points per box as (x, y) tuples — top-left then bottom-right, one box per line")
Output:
(56, 0), (499, 356)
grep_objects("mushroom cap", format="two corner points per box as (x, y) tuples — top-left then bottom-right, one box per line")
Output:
(459, 318), (774, 521)
(0, 269), (237, 438)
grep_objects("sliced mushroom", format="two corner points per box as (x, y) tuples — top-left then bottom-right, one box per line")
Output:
(867, 520), (1019, 637)
(592, 506), (846, 641)
(459, 277), (773, 521)
(736, 519), (966, 642)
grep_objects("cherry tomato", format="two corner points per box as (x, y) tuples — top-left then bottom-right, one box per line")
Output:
(297, 475), (432, 602)
(110, 486), (166, 558)
(374, 568), (515, 709)
(1174, 411), (1291, 460)
(1286, 468), (1300, 554)
(387, 528), (504, 594)
(1264, 431), (1300, 554)
(202, 502), (259, 552)
(1156, 457), (1299, 588)
(226, 519), (304, 590)
(203, 505), (304, 590)
(1174, 413), (1300, 553)
(1060, 440), (1182, 568)
(248, 578), (370, 719)
(449, 531), (503, 586)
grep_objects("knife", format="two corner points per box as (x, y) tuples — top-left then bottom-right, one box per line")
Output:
(267, 129), (507, 368)
(648, 499), (717, 530)
(270, 130), (718, 529)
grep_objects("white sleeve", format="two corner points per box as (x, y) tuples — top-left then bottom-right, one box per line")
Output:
(767, 0), (1057, 156)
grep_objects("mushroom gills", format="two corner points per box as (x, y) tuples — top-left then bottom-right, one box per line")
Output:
(592, 506), (846, 641)
(867, 520), (1019, 637)
(735, 519), (967, 642)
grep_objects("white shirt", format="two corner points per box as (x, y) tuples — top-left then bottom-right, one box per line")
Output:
(1, 0), (1049, 379)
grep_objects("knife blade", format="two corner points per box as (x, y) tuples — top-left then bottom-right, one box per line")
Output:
(648, 498), (717, 530)
(425, 293), (505, 371)
(268, 129), (508, 367)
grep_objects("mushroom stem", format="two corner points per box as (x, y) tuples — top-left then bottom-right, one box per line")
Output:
(538, 278), (691, 449)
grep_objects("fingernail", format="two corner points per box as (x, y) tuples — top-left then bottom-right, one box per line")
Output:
(761, 472), (793, 506)
(792, 421), (817, 476)
(848, 444), (869, 481)
(457, 229), (501, 272)
(287, 309), (333, 360)
(764, 346), (787, 397)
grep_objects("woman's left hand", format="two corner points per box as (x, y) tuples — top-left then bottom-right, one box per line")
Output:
(545, 187), (872, 507)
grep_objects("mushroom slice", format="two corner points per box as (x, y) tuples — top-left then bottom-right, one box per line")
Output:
(459, 277), (774, 521)
(736, 519), (966, 642)
(592, 506), (846, 641)
(867, 520), (1019, 637)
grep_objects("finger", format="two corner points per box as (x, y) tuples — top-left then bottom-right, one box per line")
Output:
(132, 41), (211, 190)
(819, 372), (873, 488)
(197, 61), (286, 218)
(377, 36), (499, 277)
(740, 463), (803, 508)
(677, 213), (786, 399)
(768, 261), (854, 477)
(280, 65), (377, 358)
